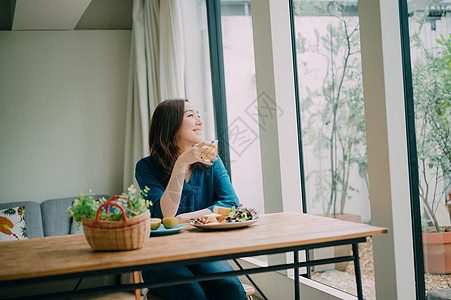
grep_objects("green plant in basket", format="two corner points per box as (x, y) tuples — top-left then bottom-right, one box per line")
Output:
(67, 185), (152, 224)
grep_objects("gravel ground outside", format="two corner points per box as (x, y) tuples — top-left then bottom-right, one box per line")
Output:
(311, 238), (451, 299)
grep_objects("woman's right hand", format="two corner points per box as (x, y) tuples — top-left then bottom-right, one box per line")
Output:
(177, 141), (218, 167)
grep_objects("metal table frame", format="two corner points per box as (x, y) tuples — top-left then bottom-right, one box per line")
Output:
(1, 237), (366, 300)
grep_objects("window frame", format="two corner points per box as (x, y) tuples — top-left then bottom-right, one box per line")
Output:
(205, 0), (232, 176)
(398, 0), (428, 298)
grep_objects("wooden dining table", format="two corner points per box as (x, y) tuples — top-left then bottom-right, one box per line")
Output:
(0, 212), (387, 300)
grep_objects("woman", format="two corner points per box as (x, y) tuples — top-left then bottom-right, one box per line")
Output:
(135, 99), (246, 300)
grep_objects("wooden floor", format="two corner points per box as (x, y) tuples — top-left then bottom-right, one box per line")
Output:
(79, 292), (136, 300)
(81, 292), (263, 300)
(79, 292), (166, 300)
(80, 283), (260, 299)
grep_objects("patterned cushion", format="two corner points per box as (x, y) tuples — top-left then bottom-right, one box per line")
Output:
(0, 206), (28, 241)
(0, 201), (43, 239)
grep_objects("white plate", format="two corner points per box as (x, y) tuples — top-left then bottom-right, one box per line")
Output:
(190, 218), (259, 230)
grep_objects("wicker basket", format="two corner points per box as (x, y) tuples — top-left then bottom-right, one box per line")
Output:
(82, 198), (150, 251)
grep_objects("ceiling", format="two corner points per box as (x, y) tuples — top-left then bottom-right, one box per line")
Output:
(2, 0), (448, 31)
(0, 0), (132, 31)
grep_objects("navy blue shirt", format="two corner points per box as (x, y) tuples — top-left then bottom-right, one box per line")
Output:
(135, 155), (239, 219)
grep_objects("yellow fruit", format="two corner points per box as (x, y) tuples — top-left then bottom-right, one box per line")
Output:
(150, 218), (161, 230)
(162, 217), (178, 229)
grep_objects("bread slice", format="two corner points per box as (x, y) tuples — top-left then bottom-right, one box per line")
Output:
(213, 206), (231, 216)
(204, 212), (226, 222)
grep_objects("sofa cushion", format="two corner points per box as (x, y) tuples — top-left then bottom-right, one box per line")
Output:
(41, 197), (74, 237)
(70, 219), (84, 234)
(0, 202), (44, 239)
(41, 195), (109, 237)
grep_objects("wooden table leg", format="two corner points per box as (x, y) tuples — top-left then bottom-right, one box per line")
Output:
(133, 271), (141, 300)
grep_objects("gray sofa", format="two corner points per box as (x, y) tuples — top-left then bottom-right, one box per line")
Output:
(0, 195), (108, 238)
(0, 195), (117, 299)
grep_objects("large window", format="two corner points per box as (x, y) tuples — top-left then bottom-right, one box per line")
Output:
(206, 0), (450, 298)
(407, 1), (451, 295)
(293, 1), (374, 298)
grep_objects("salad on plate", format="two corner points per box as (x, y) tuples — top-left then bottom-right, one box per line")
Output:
(225, 206), (258, 223)
(193, 205), (258, 227)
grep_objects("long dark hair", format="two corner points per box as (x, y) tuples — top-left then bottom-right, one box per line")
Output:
(148, 99), (207, 177)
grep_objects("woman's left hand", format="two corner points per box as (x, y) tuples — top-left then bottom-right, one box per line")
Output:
(176, 213), (191, 223)
(176, 208), (212, 223)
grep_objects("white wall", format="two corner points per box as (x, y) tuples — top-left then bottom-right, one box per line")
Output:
(0, 30), (131, 203)
(180, 0), (215, 140)
(221, 16), (265, 215)
(359, 0), (416, 298)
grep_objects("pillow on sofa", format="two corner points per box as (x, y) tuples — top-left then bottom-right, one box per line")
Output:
(0, 206), (28, 241)
(70, 219), (84, 234)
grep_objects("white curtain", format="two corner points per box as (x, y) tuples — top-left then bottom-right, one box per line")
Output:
(123, 0), (186, 189)
(160, 0), (185, 99)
